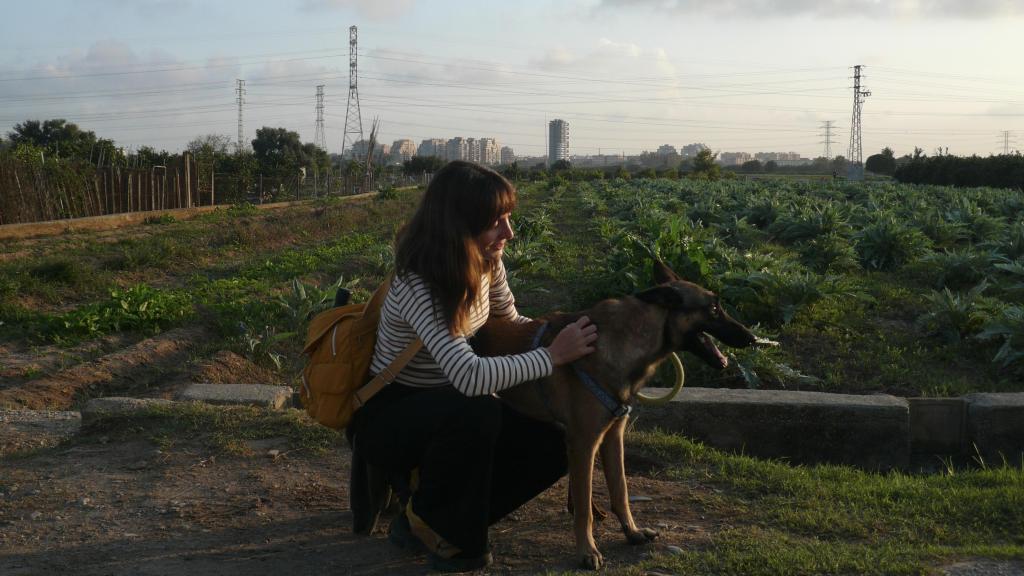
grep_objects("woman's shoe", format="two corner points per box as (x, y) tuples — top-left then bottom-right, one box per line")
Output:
(428, 550), (494, 573)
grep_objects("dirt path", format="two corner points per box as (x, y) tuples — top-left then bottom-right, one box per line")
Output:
(0, 429), (711, 575)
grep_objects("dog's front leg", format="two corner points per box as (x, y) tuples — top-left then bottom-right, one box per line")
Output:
(568, 434), (603, 570)
(601, 416), (658, 545)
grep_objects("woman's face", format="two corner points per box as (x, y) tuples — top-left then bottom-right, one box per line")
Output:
(476, 212), (514, 262)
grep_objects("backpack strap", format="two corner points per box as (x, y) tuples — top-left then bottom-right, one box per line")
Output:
(353, 338), (423, 408)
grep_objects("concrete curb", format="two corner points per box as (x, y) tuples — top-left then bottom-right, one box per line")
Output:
(61, 386), (1024, 471)
(635, 388), (1024, 470)
(634, 387), (909, 470)
(964, 393), (1024, 465)
(178, 383), (291, 409)
(81, 397), (177, 426)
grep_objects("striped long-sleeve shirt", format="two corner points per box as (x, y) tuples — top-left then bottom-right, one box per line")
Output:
(370, 260), (553, 396)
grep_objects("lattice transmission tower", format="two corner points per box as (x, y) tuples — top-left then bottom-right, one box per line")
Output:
(341, 25), (363, 158)
(819, 120), (836, 160)
(314, 84), (326, 151)
(235, 79), (246, 153)
(847, 65), (870, 180)
(999, 130), (1017, 155)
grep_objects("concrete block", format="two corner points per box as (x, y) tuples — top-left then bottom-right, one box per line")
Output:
(179, 383), (291, 409)
(81, 397), (176, 426)
(908, 397), (966, 455)
(965, 393), (1024, 464)
(633, 387), (909, 471)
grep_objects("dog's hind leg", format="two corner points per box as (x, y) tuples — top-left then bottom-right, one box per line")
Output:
(600, 416), (658, 545)
(568, 433), (604, 570)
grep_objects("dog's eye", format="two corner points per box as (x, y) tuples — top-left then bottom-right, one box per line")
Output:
(709, 303), (720, 317)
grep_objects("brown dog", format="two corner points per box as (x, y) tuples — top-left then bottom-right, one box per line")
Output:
(472, 261), (757, 569)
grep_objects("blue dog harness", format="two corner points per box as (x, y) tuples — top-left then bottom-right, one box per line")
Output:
(531, 322), (632, 420)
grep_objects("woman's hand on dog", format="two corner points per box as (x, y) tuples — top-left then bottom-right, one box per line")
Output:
(547, 316), (598, 366)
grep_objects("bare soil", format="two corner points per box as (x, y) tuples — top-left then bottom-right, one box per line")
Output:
(0, 341), (715, 575)
(1, 421), (713, 575)
(0, 327), (204, 411)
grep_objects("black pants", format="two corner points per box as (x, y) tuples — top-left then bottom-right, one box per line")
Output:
(351, 383), (568, 556)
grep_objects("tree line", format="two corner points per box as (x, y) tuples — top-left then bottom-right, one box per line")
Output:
(893, 151), (1024, 190)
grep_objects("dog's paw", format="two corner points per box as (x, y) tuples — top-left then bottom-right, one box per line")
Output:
(625, 527), (659, 545)
(578, 549), (604, 570)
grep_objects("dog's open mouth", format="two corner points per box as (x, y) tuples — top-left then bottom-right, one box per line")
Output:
(694, 332), (729, 369)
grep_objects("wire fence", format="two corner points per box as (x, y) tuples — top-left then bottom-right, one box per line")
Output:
(0, 154), (418, 226)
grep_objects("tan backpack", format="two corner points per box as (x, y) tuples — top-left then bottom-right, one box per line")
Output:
(300, 275), (422, 429)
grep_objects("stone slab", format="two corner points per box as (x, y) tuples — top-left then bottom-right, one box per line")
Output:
(908, 397), (966, 455)
(179, 383), (291, 409)
(633, 387), (909, 471)
(81, 397), (176, 426)
(965, 393), (1024, 464)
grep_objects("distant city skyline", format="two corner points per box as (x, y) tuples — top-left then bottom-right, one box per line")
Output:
(2, 1), (1024, 160)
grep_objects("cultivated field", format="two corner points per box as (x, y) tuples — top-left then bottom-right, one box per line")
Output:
(1, 179), (1023, 575)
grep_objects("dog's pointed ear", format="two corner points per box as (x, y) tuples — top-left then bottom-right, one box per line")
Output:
(652, 260), (681, 285)
(635, 285), (685, 309)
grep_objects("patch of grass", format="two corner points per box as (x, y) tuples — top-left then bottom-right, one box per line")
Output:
(143, 213), (176, 225)
(625, 430), (1024, 575)
(81, 402), (341, 455)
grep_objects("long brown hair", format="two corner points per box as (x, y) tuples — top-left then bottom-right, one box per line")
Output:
(396, 160), (517, 335)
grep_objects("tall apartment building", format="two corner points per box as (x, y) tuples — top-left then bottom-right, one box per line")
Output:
(350, 139), (390, 163)
(718, 151), (753, 166)
(680, 143), (709, 159)
(417, 138), (446, 159)
(390, 139), (416, 164)
(499, 146), (515, 165)
(754, 151), (802, 162)
(657, 144), (678, 156)
(479, 138), (499, 165)
(548, 119), (569, 165)
(446, 137), (469, 162)
(349, 139), (370, 160)
(466, 138), (481, 163)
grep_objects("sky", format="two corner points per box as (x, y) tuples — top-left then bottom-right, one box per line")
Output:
(2, 0), (1024, 161)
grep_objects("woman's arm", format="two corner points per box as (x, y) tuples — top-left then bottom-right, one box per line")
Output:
(395, 274), (552, 396)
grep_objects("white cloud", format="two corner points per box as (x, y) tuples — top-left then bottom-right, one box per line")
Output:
(300, 0), (415, 20)
(596, 0), (1024, 19)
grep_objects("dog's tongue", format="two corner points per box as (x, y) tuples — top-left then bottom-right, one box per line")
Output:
(700, 333), (728, 368)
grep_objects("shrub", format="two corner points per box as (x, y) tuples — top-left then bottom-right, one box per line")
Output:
(978, 305), (1024, 368)
(797, 233), (860, 273)
(916, 282), (989, 344)
(720, 270), (864, 327)
(854, 216), (932, 270)
(769, 203), (853, 244)
(914, 248), (1001, 291)
(912, 211), (967, 250)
